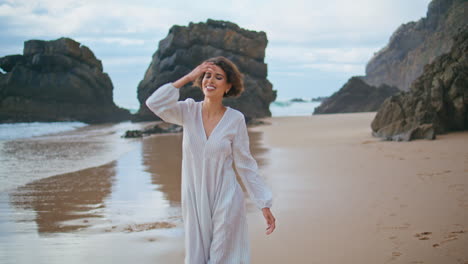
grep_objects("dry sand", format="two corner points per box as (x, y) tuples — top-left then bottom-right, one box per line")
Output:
(248, 112), (468, 264)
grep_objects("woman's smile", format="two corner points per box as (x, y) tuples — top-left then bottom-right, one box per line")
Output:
(205, 85), (216, 92)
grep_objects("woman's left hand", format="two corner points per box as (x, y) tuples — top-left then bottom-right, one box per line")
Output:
(262, 208), (276, 235)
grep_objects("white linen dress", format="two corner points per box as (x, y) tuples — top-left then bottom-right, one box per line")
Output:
(145, 83), (273, 264)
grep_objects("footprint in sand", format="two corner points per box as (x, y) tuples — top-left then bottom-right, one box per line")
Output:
(385, 252), (403, 263)
(388, 235), (403, 248)
(415, 231), (432, 240)
(440, 236), (458, 244)
(432, 230), (466, 247)
(456, 196), (468, 208)
(449, 184), (465, 192)
(146, 237), (157, 242)
(380, 222), (411, 231)
(104, 221), (176, 233)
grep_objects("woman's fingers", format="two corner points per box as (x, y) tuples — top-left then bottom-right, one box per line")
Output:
(266, 220), (275, 235)
(264, 211), (276, 235)
(266, 224), (275, 235)
(188, 62), (214, 81)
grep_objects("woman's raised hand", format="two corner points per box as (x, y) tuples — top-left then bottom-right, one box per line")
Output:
(186, 62), (214, 82)
(173, 62), (214, 88)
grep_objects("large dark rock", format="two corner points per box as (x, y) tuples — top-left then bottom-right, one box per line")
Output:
(314, 77), (399, 114)
(363, 0), (467, 91)
(134, 19), (276, 121)
(371, 26), (468, 141)
(0, 37), (131, 123)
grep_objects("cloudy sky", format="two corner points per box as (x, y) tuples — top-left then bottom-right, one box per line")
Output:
(0, 0), (432, 109)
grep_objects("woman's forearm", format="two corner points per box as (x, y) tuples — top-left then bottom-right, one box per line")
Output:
(172, 75), (192, 89)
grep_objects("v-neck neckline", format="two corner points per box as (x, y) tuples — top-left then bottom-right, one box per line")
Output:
(200, 102), (229, 142)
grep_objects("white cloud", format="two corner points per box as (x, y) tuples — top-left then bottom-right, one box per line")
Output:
(270, 71), (308, 77)
(302, 63), (364, 74)
(235, 0), (431, 44)
(267, 46), (377, 66)
(76, 37), (146, 46)
(1, 0), (431, 43)
(103, 56), (151, 67)
(0, 0), (180, 37)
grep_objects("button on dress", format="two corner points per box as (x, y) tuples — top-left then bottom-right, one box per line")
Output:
(145, 83), (273, 264)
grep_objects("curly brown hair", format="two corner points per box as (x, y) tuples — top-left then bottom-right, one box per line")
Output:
(193, 56), (244, 97)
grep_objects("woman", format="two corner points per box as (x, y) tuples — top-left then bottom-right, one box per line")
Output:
(146, 56), (276, 264)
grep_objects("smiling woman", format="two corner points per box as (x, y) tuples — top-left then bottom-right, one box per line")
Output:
(145, 56), (276, 264)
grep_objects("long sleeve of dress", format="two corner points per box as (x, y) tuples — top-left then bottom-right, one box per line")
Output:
(232, 116), (273, 210)
(145, 83), (185, 126)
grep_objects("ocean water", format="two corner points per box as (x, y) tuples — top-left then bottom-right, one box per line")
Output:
(0, 121), (88, 141)
(270, 100), (321, 117)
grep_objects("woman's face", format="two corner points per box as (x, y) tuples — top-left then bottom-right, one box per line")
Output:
(201, 64), (232, 99)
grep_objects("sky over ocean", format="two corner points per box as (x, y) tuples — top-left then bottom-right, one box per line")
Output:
(0, 0), (431, 110)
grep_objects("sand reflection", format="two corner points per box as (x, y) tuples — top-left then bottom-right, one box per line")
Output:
(142, 134), (183, 205)
(9, 162), (116, 233)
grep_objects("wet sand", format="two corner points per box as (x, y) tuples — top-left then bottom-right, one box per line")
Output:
(0, 121), (152, 192)
(1, 112), (467, 263)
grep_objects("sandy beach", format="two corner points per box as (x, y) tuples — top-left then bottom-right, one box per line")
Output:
(1, 112), (467, 264)
(249, 113), (468, 264)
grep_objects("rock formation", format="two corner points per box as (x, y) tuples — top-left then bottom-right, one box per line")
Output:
(0, 37), (131, 123)
(313, 77), (399, 114)
(123, 122), (183, 138)
(134, 19), (276, 121)
(363, 0), (467, 91)
(371, 26), (468, 141)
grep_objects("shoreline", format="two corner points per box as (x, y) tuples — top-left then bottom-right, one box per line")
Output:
(0, 120), (159, 193)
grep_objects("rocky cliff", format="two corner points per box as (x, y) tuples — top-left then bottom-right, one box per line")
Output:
(313, 77), (399, 114)
(0, 37), (131, 123)
(134, 19), (276, 121)
(363, 0), (468, 91)
(371, 26), (468, 141)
